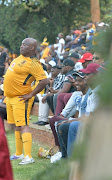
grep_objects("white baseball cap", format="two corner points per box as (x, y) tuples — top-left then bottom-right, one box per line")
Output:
(48, 60), (56, 67)
(39, 59), (46, 65)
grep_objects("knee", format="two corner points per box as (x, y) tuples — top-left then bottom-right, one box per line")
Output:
(57, 93), (64, 101)
(69, 121), (80, 132)
(58, 128), (62, 135)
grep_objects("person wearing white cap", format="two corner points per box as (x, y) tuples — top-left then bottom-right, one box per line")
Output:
(47, 60), (56, 78)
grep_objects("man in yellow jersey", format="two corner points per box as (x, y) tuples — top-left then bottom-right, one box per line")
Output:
(3, 38), (49, 165)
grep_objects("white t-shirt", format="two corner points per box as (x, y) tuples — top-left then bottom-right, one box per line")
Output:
(75, 62), (83, 71)
(57, 38), (65, 57)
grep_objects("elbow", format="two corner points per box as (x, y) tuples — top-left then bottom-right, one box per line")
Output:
(42, 78), (50, 85)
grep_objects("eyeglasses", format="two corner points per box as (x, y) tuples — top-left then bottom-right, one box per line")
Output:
(92, 56), (99, 60)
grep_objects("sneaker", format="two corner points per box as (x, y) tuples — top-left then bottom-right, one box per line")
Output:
(19, 155), (34, 165)
(10, 154), (24, 160)
(50, 151), (62, 163)
(45, 124), (51, 130)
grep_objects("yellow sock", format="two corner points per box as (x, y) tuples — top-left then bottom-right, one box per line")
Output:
(22, 133), (32, 158)
(15, 131), (23, 155)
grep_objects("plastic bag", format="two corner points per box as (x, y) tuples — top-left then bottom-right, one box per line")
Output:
(38, 147), (54, 159)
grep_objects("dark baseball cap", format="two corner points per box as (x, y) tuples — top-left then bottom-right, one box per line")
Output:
(69, 53), (80, 59)
(63, 58), (75, 67)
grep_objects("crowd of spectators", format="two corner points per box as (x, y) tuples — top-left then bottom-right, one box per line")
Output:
(30, 21), (109, 163)
(0, 20), (110, 177)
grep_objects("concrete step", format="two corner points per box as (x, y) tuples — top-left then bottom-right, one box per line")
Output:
(29, 122), (55, 147)
(4, 119), (55, 147)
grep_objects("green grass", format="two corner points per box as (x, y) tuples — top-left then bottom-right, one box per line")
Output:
(6, 129), (50, 180)
(30, 115), (38, 123)
(6, 115), (70, 180)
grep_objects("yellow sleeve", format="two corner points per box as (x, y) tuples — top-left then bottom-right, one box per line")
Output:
(30, 60), (47, 81)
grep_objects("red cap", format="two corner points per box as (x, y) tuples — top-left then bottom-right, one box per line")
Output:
(80, 63), (100, 73)
(74, 30), (81, 34)
(78, 53), (93, 63)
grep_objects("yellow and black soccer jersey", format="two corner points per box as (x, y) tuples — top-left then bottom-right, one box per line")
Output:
(4, 55), (47, 97)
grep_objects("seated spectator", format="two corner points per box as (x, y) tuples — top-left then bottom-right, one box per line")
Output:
(70, 29), (76, 40)
(59, 51), (69, 64)
(52, 58), (77, 114)
(86, 29), (94, 49)
(64, 35), (72, 51)
(50, 63), (100, 162)
(49, 72), (88, 162)
(78, 53), (93, 69)
(46, 50), (59, 65)
(68, 52), (83, 71)
(70, 30), (81, 49)
(46, 60), (56, 78)
(86, 22), (95, 39)
(79, 26), (87, 46)
(67, 63), (100, 157)
(33, 66), (65, 125)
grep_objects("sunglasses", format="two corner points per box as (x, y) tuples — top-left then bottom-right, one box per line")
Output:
(92, 56), (99, 60)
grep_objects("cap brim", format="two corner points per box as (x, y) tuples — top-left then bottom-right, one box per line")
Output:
(73, 72), (85, 78)
(78, 59), (86, 63)
(85, 57), (93, 60)
(80, 69), (91, 74)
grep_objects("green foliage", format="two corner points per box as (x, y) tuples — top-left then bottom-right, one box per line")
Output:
(100, 0), (112, 23)
(32, 159), (69, 180)
(94, 27), (112, 61)
(0, 0), (90, 53)
(94, 24), (112, 106)
(0, 0), (111, 54)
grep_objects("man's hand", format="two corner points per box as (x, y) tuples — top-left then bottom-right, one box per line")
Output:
(48, 87), (55, 93)
(19, 93), (32, 103)
(57, 119), (69, 126)
(42, 96), (46, 104)
(49, 78), (54, 87)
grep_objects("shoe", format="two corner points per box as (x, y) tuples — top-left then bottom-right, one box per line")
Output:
(19, 155), (34, 165)
(10, 154), (24, 160)
(38, 121), (49, 126)
(50, 151), (62, 163)
(33, 121), (49, 126)
(45, 124), (51, 130)
(33, 121), (39, 124)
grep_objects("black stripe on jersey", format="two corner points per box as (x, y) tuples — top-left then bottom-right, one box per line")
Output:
(25, 101), (28, 125)
(23, 74), (32, 85)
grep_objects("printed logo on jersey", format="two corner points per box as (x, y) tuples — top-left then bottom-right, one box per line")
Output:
(11, 62), (16, 68)
(21, 60), (27, 65)
(18, 60), (27, 67)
